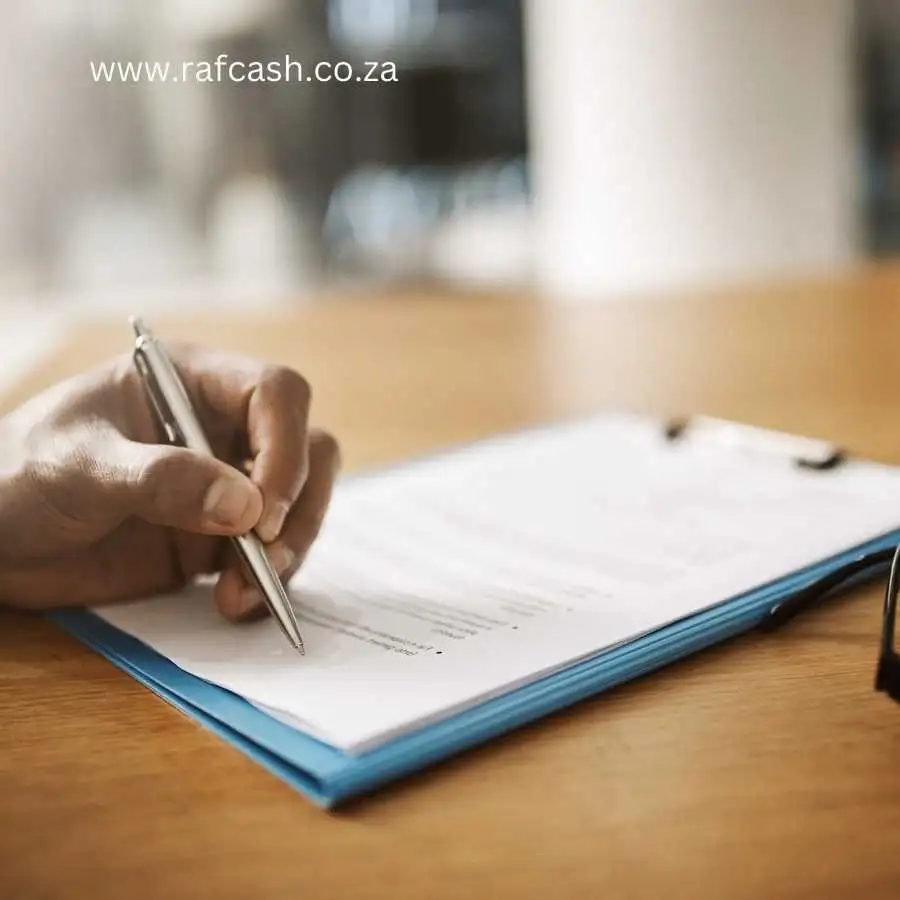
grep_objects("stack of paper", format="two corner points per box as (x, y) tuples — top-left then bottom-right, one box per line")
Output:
(53, 415), (900, 805)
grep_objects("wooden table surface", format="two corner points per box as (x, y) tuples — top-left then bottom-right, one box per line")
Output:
(4, 269), (900, 899)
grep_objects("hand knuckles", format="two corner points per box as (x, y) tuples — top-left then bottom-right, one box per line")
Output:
(313, 430), (342, 470)
(262, 366), (311, 407)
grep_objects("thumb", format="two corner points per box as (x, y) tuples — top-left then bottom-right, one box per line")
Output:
(116, 442), (263, 535)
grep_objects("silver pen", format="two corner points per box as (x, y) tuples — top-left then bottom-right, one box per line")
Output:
(129, 316), (305, 655)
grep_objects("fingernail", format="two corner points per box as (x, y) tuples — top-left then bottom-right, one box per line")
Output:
(257, 500), (291, 542)
(269, 545), (295, 575)
(203, 474), (254, 527)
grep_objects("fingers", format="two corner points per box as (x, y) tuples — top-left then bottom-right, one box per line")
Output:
(246, 367), (312, 542)
(214, 429), (340, 621)
(109, 439), (264, 536)
(159, 345), (313, 545)
(270, 430), (341, 573)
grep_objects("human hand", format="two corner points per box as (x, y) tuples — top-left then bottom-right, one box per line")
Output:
(0, 343), (340, 621)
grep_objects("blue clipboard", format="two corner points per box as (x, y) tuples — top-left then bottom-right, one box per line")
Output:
(48, 529), (899, 808)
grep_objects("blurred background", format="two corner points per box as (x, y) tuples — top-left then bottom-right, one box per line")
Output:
(0, 1), (897, 384)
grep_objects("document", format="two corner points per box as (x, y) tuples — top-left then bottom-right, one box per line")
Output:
(95, 415), (900, 752)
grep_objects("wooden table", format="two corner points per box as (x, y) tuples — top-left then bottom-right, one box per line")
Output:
(4, 269), (900, 899)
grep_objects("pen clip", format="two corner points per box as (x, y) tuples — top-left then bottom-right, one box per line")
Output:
(133, 345), (183, 446)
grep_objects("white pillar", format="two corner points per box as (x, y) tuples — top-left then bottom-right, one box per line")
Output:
(525, 1), (858, 299)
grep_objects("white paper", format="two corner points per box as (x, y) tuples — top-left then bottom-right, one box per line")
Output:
(95, 415), (900, 752)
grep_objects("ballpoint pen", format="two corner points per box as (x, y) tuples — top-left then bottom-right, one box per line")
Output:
(129, 316), (305, 655)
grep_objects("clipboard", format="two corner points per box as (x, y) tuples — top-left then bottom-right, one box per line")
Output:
(48, 414), (900, 808)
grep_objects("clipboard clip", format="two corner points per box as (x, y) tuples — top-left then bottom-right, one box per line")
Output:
(664, 416), (846, 471)
(758, 547), (895, 632)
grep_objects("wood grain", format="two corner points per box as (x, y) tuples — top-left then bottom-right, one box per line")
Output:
(4, 270), (900, 899)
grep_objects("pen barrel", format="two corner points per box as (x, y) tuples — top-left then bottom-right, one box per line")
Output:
(233, 533), (304, 651)
(132, 322), (305, 655)
(134, 338), (213, 455)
